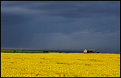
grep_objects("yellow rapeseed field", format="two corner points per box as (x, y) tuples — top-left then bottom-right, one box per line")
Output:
(1, 53), (120, 77)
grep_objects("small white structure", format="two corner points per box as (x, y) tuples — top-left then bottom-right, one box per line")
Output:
(84, 49), (96, 53)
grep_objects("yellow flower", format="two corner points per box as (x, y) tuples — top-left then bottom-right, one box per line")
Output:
(1, 53), (120, 77)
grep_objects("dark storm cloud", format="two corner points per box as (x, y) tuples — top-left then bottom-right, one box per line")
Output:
(2, 1), (120, 18)
(1, 12), (34, 48)
(2, 1), (119, 33)
(1, 1), (120, 53)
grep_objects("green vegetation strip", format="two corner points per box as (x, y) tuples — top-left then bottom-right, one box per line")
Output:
(1, 50), (63, 53)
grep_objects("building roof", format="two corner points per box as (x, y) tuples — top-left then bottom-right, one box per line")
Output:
(84, 49), (96, 51)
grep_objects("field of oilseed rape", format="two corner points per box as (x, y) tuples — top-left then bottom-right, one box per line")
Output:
(1, 53), (120, 77)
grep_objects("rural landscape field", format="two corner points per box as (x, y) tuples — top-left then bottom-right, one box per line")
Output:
(1, 52), (120, 77)
(1, 1), (120, 77)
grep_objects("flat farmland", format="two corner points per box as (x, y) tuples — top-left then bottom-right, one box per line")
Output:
(1, 53), (120, 77)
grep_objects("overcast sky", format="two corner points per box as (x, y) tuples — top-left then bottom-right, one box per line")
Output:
(1, 1), (120, 53)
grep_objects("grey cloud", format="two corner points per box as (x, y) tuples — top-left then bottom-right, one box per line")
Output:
(28, 31), (120, 52)
(1, 12), (33, 48)
(1, 1), (120, 53)
(2, 1), (120, 18)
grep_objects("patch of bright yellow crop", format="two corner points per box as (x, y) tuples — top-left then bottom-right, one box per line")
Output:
(1, 53), (120, 77)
